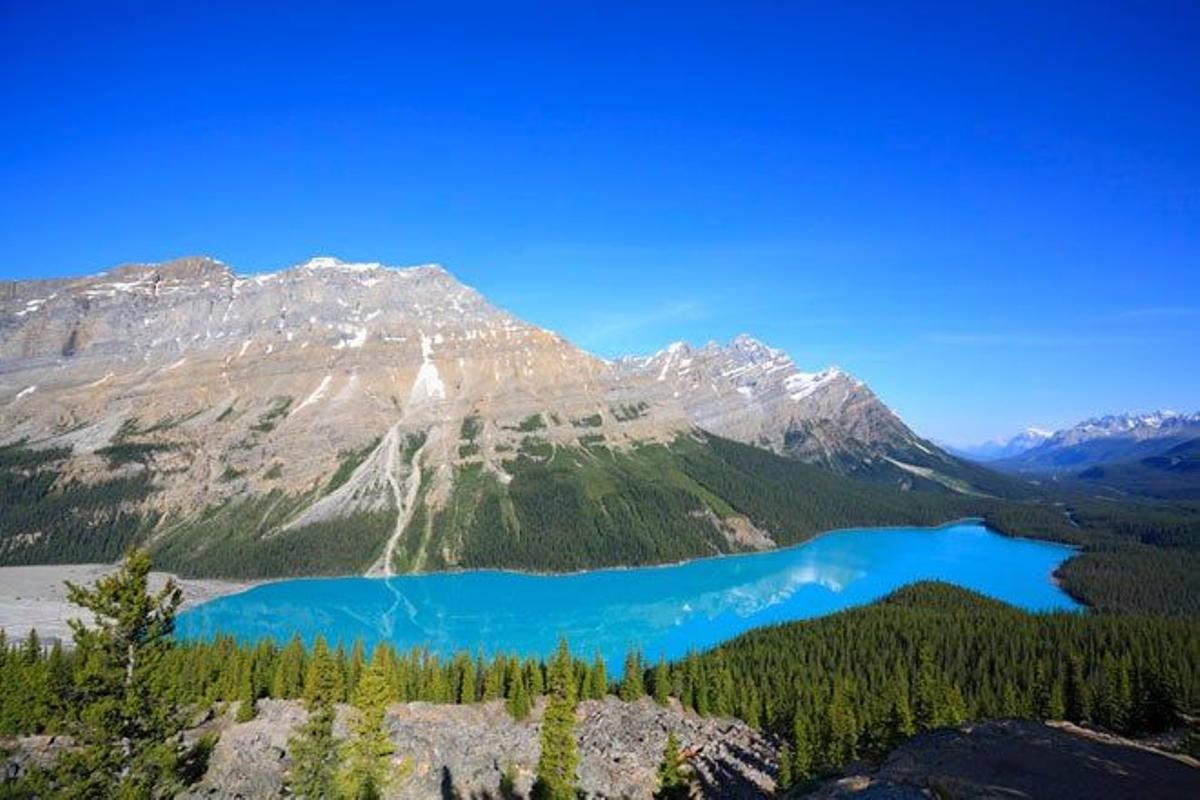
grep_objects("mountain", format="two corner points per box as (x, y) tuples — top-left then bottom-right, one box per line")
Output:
(616, 335), (1014, 494)
(1, 256), (1012, 578)
(992, 411), (1200, 474)
(950, 427), (1053, 461)
(1063, 438), (1200, 500)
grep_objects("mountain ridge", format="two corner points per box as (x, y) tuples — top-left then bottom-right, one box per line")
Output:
(990, 410), (1200, 473)
(1, 255), (1021, 577)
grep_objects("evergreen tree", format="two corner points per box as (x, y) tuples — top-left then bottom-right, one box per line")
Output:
(290, 635), (343, 797)
(304, 636), (344, 708)
(288, 704), (338, 799)
(54, 549), (187, 798)
(1045, 679), (1066, 720)
(825, 681), (858, 766)
(506, 658), (532, 721)
(483, 655), (506, 701)
(620, 650), (645, 701)
(347, 640), (366, 700)
(653, 655), (670, 706)
(913, 645), (940, 730)
(457, 653), (478, 704)
(273, 634), (306, 699)
(884, 673), (916, 746)
(791, 710), (814, 781)
(235, 662), (257, 723)
(338, 650), (396, 799)
(528, 657), (545, 697)
(776, 741), (793, 791)
(587, 651), (608, 700)
(1064, 654), (1090, 723)
(653, 731), (690, 799)
(534, 638), (579, 800)
(942, 683), (968, 726)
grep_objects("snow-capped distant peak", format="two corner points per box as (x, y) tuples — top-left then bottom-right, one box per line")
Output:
(293, 256), (448, 275)
(298, 256), (385, 273)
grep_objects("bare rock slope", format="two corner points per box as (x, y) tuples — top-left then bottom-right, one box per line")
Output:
(810, 719), (1200, 800)
(183, 696), (778, 799)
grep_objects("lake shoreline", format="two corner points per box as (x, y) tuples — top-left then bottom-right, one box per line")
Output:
(176, 522), (1081, 665)
(0, 563), (254, 645)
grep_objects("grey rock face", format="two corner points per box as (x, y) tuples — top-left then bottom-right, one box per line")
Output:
(181, 697), (778, 799)
(807, 719), (1200, 800)
(616, 335), (941, 475)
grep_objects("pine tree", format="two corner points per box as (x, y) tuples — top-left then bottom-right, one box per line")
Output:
(776, 741), (793, 791)
(528, 657), (545, 697)
(620, 650), (645, 701)
(653, 731), (690, 799)
(506, 658), (532, 721)
(274, 634), (306, 699)
(587, 651), (608, 700)
(825, 681), (858, 766)
(304, 636), (344, 708)
(457, 653), (478, 704)
(338, 650), (396, 799)
(347, 639), (366, 700)
(791, 710), (814, 781)
(289, 704), (338, 798)
(483, 655), (507, 701)
(54, 549), (188, 798)
(884, 673), (915, 746)
(653, 655), (670, 706)
(235, 662), (257, 723)
(913, 645), (940, 730)
(1064, 654), (1090, 723)
(291, 635), (343, 797)
(534, 638), (579, 800)
(942, 683), (968, 725)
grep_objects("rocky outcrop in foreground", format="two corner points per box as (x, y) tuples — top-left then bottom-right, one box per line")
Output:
(810, 719), (1200, 800)
(184, 696), (778, 798)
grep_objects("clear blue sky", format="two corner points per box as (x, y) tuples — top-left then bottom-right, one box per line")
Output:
(2, 2), (1197, 444)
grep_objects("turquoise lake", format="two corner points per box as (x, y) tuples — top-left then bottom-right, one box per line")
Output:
(176, 521), (1080, 665)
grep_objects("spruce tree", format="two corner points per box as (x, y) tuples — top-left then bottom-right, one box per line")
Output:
(290, 635), (343, 797)
(1064, 654), (1090, 723)
(776, 742), (793, 791)
(653, 656), (670, 706)
(913, 645), (940, 730)
(506, 658), (532, 721)
(484, 655), (507, 701)
(885, 673), (915, 746)
(457, 653), (478, 704)
(534, 638), (579, 800)
(825, 681), (858, 766)
(620, 650), (645, 701)
(588, 651), (608, 700)
(653, 731), (690, 799)
(791, 710), (814, 781)
(338, 650), (396, 799)
(54, 549), (187, 798)
(274, 634), (306, 699)
(235, 663), (257, 723)
(289, 704), (338, 799)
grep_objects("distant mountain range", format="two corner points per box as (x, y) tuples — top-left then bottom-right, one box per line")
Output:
(0, 256), (1014, 579)
(958, 411), (1200, 475)
(948, 428), (1053, 461)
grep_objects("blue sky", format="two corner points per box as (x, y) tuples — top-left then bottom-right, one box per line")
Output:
(2, 2), (1197, 444)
